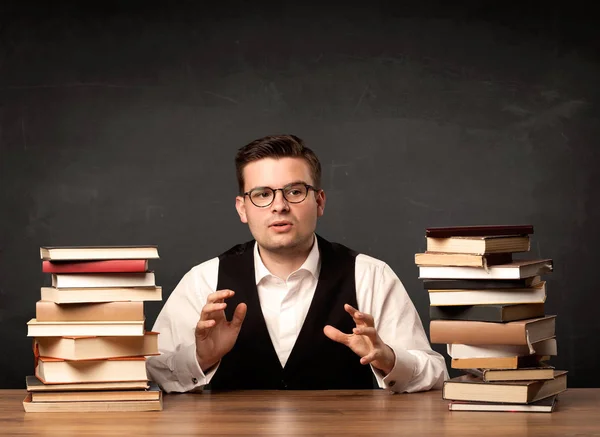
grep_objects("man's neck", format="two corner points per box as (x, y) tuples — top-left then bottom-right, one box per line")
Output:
(257, 237), (315, 280)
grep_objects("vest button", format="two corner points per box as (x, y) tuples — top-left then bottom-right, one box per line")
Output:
(281, 379), (288, 389)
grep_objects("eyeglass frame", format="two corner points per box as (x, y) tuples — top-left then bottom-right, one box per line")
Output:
(243, 182), (320, 208)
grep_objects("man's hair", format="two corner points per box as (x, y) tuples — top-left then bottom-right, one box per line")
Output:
(235, 134), (322, 194)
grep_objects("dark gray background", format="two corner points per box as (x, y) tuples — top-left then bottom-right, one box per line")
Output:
(1, 1), (598, 389)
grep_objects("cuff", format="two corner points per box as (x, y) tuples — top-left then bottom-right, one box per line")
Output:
(372, 347), (417, 393)
(173, 343), (219, 391)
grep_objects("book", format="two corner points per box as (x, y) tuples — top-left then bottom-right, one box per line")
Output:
(40, 246), (159, 261)
(465, 366), (556, 382)
(36, 300), (144, 322)
(51, 272), (155, 288)
(448, 395), (557, 412)
(23, 392), (162, 412)
(26, 375), (149, 392)
(27, 319), (145, 337)
(426, 225), (534, 238)
(31, 382), (161, 402)
(35, 332), (159, 360)
(426, 236), (531, 255)
(430, 316), (556, 347)
(423, 276), (542, 290)
(428, 283), (547, 307)
(429, 303), (545, 322)
(35, 357), (148, 384)
(451, 355), (548, 370)
(40, 286), (162, 304)
(447, 338), (557, 359)
(419, 259), (553, 280)
(442, 370), (567, 404)
(415, 252), (513, 268)
(42, 259), (149, 273)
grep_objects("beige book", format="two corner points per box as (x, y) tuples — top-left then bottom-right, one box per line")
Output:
(36, 300), (144, 322)
(426, 235), (530, 255)
(26, 375), (148, 392)
(451, 355), (549, 370)
(35, 332), (159, 360)
(36, 357), (148, 384)
(41, 286), (162, 303)
(443, 370), (567, 404)
(430, 316), (556, 349)
(469, 366), (557, 382)
(40, 245), (159, 261)
(23, 393), (162, 412)
(27, 318), (145, 337)
(415, 252), (512, 268)
(31, 383), (161, 402)
(52, 272), (155, 288)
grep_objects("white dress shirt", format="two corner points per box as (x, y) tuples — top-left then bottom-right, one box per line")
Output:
(146, 238), (448, 393)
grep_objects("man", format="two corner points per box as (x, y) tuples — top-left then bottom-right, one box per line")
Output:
(147, 134), (447, 393)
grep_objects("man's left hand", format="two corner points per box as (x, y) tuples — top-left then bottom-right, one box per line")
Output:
(323, 304), (396, 376)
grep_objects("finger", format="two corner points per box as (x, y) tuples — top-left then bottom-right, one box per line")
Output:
(360, 350), (378, 366)
(207, 289), (235, 304)
(230, 303), (247, 330)
(195, 319), (216, 338)
(323, 325), (350, 346)
(200, 302), (227, 321)
(344, 304), (373, 327)
(352, 326), (378, 343)
(344, 303), (359, 318)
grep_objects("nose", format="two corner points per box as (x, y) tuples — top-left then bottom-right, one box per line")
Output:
(270, 189), (290, 212)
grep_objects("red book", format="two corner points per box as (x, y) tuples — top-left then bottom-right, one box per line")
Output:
(42, 260), (148, 273)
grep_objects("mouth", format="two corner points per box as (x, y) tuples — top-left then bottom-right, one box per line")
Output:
(270, 221), (292, 228)
(269, 221), (293, 232)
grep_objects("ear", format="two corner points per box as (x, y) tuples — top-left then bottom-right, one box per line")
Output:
(235, 196), (248, 223)
(316, 189), (326, 217)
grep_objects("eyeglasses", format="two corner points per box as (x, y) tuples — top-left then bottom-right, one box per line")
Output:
(243, 183), (318, 208)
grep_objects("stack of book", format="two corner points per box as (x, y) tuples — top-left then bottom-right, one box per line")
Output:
(416, 225), (567, 413)
(24, 246), (164, 412)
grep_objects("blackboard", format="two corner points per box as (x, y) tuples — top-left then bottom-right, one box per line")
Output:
(1, 1), (599, 389)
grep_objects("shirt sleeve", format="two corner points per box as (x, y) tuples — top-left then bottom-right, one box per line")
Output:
(146, 258), (220, 393)
(355, 255), (449, 393)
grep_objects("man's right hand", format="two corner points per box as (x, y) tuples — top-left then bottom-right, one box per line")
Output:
(195, 289), (247, 372)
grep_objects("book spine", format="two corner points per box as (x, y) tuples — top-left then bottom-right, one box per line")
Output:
(429, 305), (504, 322)
(430, 320), (526, 345)
(36, 301), (144, 322)
(43, 260), (148, 273)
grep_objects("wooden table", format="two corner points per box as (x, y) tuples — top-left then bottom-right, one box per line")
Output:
(1, 389), (599, 436)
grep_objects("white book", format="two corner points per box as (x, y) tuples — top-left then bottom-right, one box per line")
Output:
(40, 245), (159, 261)
(35, 357), (148, 384)
(27, 319), (145, 337)
(447, 338), (557, 359)
(40, 286), (162, 304)
(419, 259), (553, 280)
(429, 282), (546, 306)
(51, 272), (155, 288)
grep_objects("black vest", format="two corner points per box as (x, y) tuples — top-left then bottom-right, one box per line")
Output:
(209, 235), (375, 390)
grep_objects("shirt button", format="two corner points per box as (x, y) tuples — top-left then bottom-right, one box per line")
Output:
(388, 380), (396, 387)
(192, 377), (198, 384)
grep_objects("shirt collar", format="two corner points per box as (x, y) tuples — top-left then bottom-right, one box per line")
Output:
(253, 235), (321, 284)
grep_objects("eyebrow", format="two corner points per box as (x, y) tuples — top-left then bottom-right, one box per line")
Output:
(247, 180), (308, 192)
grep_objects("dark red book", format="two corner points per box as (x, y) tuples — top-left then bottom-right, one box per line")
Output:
(426, 225), (534, 238)
(42, 259), (148, 273)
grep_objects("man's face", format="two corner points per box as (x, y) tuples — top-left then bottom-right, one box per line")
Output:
(235, 157), (326, 253)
